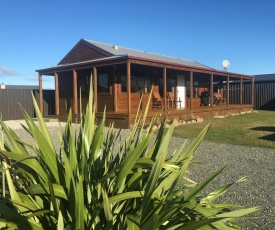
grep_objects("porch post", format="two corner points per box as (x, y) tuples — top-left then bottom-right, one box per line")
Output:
(190, 71), (193, 110)
(113, 66), (118, 112)
(93, 67), (98, 112)
(226, 76), (230, 106)
(240, 78), (243, 105)
(38, 73), (43, 115)
(127, 62), (131, 114)
(54, 72), (59, 115)
(163, 67), (167, 110)
(210, 74), (213, 108)
(73, 70), (78, 115)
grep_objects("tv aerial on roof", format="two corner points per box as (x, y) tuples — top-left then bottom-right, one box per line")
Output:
(222, 60), (230, 71)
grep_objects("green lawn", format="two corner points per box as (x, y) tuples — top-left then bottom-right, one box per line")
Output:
(173, 110), (275, 149)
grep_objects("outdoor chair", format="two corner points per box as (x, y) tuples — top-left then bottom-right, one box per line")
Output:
(166, 92), (173, 109)
(152, 91), (163, 108)
(167, 92), (182, 109)
(213, 93), (226, 106)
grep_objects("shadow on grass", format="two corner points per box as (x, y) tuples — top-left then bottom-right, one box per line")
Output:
(250, 126), (275, 141)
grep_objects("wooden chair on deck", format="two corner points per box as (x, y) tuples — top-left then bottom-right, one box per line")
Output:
(213, 93), (226, 106)
(152, 91), (163, 108)
(167, 92), (182, 109)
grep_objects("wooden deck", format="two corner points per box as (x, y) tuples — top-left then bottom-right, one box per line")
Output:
(44, 104), (253, 129)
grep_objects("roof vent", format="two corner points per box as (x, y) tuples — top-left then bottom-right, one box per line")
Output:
(112, 45), (119, 50)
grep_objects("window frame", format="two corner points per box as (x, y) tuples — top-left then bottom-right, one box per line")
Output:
(98, 73), (110, 94)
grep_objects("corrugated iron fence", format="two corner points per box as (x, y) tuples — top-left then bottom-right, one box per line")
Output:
(223, 81), (275, 110)
(0, 89), (55, 120)
(254, 81), (275, 110)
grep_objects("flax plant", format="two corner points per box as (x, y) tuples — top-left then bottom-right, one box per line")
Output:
(0, 83), (259, 229)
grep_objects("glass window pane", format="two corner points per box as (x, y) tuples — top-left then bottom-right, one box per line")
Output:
(98, 73), (109, 93)
(186, 80), (190, 97)
(121, 76), (127, 92)
(131, 76), (145, 93)
(194, 81), (199, 98)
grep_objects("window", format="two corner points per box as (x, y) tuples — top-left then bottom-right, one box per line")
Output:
(98, 73), (109, 93)
(121, 76), (150, 93)
(121, 76), (127, 92)
(185, 80), (199, 98)
(193, 81), (199, 98)
(131, 76), (145, 92)
(76, 74), (91, 97)
(159, 77), (177, 96)
(167, 78), (177, 92)
(186, 81), (190, 98)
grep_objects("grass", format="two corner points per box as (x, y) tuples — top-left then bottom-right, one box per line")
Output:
(173, 110), (275, 149)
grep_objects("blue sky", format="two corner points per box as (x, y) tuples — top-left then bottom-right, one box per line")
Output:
(0, 0), (274, 89)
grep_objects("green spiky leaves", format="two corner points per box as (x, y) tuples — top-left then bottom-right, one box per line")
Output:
(0, 82), (259, 229)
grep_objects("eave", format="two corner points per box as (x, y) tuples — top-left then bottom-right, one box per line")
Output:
(127, 55), (254, 79)
(37, 54), (254, 80)
(36, 55), (129, 75)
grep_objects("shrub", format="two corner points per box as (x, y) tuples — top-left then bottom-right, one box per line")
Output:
(0, 85), (258, 229)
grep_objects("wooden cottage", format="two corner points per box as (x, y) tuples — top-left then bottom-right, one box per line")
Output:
(36, 39), (254, 128)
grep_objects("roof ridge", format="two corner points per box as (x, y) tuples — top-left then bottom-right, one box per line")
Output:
(84, 39), (199, 63)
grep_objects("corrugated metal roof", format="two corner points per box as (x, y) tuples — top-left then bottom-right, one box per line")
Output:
(254, 74), (275, 82)
(84, 39), (214, 70)
(3, 85), (39, 90)
(36, 39), (254, 79)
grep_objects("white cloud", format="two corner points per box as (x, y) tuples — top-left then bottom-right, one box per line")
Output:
(25, 76), (53, 83)
(0, 66), (18, 76)
(25, 77), (39, 83)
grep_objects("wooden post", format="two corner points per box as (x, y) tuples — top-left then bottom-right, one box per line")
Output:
(210, 74), (213, 108)
(240, 78), (243, 105)
(113, 83), (117, 112)
(163, 67), (167, 110)
(73, 70), (78, 115)
(227, 76), (230, 106)
(54, 72), (59, 115)
(93, 67), (98, 112)
(113, 66), (118, 112)
(190, 71), (193, 110)
(38, 73), (43, 115)
(127, 62), (131, 115)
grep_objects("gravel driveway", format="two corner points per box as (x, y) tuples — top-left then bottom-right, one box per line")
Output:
(3, 120), (275, 229)
(187, 141), (275, 229)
